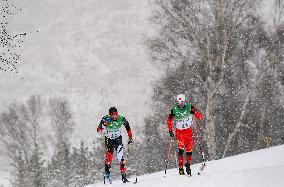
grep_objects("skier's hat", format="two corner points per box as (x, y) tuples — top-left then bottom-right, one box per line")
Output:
(109, 107), (118, 114)
(177, 94), (186, 102)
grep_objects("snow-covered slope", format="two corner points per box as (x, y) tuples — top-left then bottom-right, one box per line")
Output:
(86, 144), (284, 187)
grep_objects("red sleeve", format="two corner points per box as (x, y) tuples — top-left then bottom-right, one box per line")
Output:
(194, 110), (203, 120)
(167, 116), (174, 132)
(190, 105), (203, 120)
(127, 128), (132, 139)
(97, 118), (104, 132)
(167, 109), (175, 132)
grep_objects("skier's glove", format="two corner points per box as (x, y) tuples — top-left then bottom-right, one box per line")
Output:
(169, 131), (174, 137)
(97, 127), (102, 133)
(128, 139), (134, 144)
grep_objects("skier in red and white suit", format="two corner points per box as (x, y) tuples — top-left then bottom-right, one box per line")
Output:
(167, 94), (202, 175)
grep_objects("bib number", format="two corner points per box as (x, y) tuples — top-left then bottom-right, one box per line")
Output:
(176, 116), (192, 129)
(107, 129), (121, 139)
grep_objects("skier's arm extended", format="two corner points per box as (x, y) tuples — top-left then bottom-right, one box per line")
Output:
(190, 105), (203, 120)
(97, 118), (104, 133)
(123, 117), (133, 143)
(97, 116), (110, 133)
(167, 110), (175, 137)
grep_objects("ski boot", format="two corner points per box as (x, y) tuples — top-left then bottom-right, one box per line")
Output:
(121, 172), (130, 183)
(104, 164), (112, 184)
(185, 163), (191, 176)
(104, 171), (112, 184)
(179, 167), (185, 175)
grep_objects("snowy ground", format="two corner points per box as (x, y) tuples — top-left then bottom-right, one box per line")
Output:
(86, 144), (284, 187)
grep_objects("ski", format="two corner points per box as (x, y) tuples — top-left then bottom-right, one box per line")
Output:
(178, 173), (192, 178)
(123, 177), (138, 184)
(103, 177), (137, 184)
(133, 177), (138, 184)
(197, 162), (206, 175)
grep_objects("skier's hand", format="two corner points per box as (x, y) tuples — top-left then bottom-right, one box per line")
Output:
(97, 127), (102, 133)
(169, 131), (174, 137)
(128, 139), (134, 144)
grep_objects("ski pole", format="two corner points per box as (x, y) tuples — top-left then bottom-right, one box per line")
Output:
(125, 142), (131, 164)
(103, 135), (107, 184)
(125, 141), (138, 184)
(165, 137), (173, 175)
(193, 119), (206, 173)
(102, 128), (109, 184)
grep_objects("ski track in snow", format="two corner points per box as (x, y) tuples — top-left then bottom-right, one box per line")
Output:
(86, 145), (284, 187)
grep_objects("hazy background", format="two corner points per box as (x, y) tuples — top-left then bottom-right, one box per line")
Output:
(0, 0), (160, 143)
(0, 0), (160, 185)
(0, 0), (283, 186)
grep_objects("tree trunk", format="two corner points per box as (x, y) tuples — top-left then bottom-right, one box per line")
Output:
(204, 93), (217, 159)
(222, 95), (250, 157)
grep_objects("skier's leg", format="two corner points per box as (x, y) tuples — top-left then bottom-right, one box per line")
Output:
(177, 148), (185, 175)
(114, 136), (129, 183)
(177, 148), (184, 168)
(105, 138), (114, 175)
(113, 136), (126, 173)
(105, 151), (113, 174)
(185, 152), (192, 175)
(185, 128), (193, 175)
(116, 144), (126, 173)
(118, 147), (129, 183)
(176, 130), (185, 175)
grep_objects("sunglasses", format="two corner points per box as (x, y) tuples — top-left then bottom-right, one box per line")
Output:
(110, 112), (118, 117)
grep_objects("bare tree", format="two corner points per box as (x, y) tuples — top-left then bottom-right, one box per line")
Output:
(149, 0), (260, 159)
(10, 151), (28, 187)
(222, 0), (284, 156)
(0, 96), (45, 186)
(48, 98), (74, 187)
(0, 103), (32, 164)
(273, 0), (284, 28)
(49, 98), (74, 153)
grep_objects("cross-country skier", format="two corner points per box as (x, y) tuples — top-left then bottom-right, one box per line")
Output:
(97, 107), (133, 183)
(167, 94), (203, 175)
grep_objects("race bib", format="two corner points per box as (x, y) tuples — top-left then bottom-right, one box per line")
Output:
(175, 116), (193, 130)
(107, 129), (121, 139)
